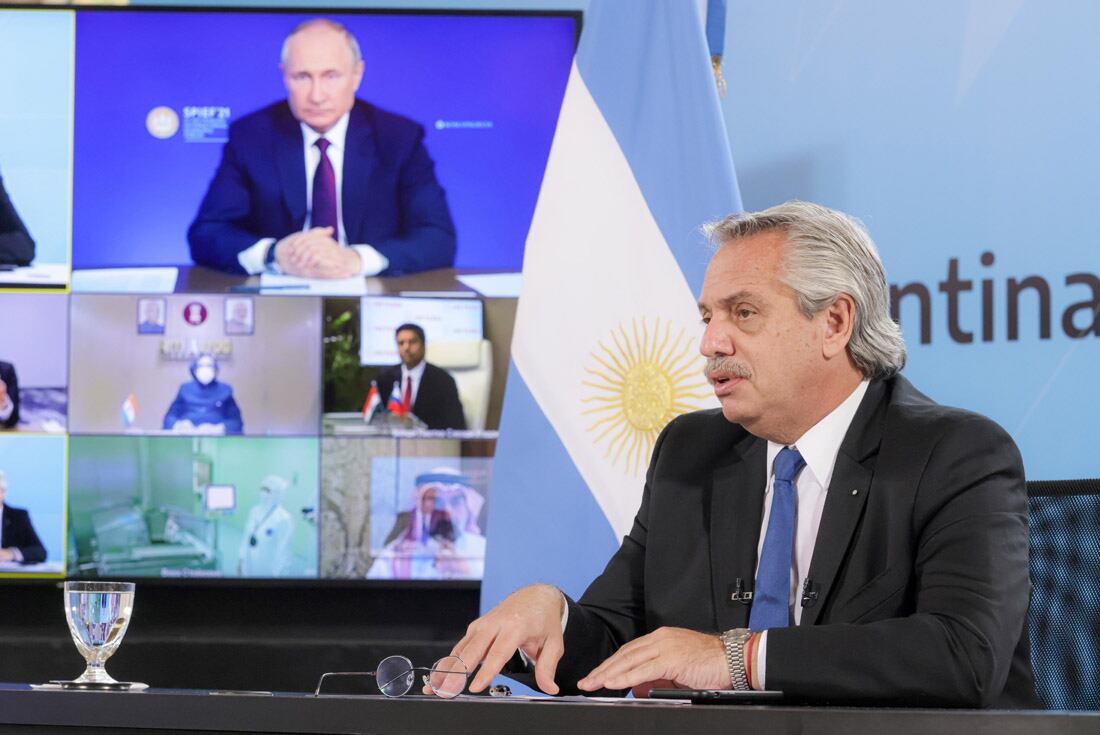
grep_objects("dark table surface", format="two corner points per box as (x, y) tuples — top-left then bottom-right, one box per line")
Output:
(1, 684), (1096, 735)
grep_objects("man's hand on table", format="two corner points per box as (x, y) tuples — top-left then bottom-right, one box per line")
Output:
(434, 583), (566, 695)
(577, 627), (729, 695)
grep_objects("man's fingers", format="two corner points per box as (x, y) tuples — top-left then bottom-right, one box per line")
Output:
(598, 660), (666, 692)
(469, 634), (522, 693)
(533, 635), (564, 695)
(577, 640), (657, 691)
(450, 626), (499, 678)
(448, 630), (474, 660)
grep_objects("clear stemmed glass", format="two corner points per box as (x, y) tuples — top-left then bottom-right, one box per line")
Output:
(61, 581), (136, 689)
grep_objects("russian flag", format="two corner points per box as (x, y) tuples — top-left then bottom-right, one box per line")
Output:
(386, 380), (406, 416)
(482, 0), (741, 688)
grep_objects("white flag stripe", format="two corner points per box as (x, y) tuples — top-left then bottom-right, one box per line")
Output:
(513, 63), (716, 539)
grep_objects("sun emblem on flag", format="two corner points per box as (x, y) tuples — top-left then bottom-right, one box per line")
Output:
(582, 317), (711, 476)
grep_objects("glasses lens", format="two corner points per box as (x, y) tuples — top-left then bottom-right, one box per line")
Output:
(427, 655), (468, 699)
(375, 655), (415, 697)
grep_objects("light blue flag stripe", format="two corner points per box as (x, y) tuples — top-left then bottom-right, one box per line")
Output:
(481, 363), (621, 611)
(576, 0), (742, 293)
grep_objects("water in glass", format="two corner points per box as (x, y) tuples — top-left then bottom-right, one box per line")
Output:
(64, 581), (135, 685)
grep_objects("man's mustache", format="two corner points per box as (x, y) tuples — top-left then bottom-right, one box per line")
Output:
(703, 357), (752, 384)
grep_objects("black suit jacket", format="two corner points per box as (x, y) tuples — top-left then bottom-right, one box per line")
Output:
(537, 376), (1038, 708)
(1, 504), (46, 564)
(0, 172), (35, 267)
(188, 99), (456, 276)
(0, 361), (19, 429)
(377, 362), (467, 431)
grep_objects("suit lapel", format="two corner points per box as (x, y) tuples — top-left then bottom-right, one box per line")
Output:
(275, 107), (307, 228)
(412, 365), (431, 415)
(341, 102), (377, 243)
(801, 380), (887, 626)
(710, 435), (767, 631)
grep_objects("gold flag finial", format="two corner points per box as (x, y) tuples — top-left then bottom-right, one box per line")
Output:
(711, 54), (728, 97)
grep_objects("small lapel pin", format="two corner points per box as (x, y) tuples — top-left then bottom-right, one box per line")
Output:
(850, 488), (859, 496)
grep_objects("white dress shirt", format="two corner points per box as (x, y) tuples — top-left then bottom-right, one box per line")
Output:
(236, 111), (390, 276)
(755, 379), (869, 688)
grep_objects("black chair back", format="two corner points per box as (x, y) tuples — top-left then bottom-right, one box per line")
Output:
(1027, 479), (1100, 710)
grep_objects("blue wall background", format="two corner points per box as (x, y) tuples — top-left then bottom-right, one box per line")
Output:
(723, 1), (1099, 481)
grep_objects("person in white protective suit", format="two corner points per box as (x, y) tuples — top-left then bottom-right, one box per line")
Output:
(237, 474), (294, 577)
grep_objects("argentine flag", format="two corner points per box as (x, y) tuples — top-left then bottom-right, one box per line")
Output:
(483, 0), (742, 627)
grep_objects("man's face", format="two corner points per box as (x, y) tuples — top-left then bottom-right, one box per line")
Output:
(232, 302), (249, 322)
(697, 230), (829, 441)
(395, 329), (425, 369)
(420, 484), (470, 535)
(282, 24), (364, 134)
(143, 301), (160, 323)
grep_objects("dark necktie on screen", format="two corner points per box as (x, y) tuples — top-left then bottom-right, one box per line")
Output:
(312, 137), (338, 232)
(402, 376), (413, 414)
(748, 447), (806, 631)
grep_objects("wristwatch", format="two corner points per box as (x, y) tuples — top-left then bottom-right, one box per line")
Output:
(720, 628), (752, 690)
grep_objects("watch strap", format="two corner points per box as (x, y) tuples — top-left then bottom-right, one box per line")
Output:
(720, 628), (752, 690)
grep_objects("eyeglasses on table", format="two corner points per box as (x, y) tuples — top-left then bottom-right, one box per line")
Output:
(313, 655), (470, 699)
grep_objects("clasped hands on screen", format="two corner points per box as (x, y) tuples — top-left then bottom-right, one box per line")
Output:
(273, 227), (361, 279)
(427, 583), (730, 697)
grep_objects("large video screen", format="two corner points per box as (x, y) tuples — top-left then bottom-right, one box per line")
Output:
(0, 4), (576, 583)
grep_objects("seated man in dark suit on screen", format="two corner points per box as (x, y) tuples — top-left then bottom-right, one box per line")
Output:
(0, 361), (20, 429)
(443, 202), (1039, 708)
(188, 18), (456, 280)
(0, 470), (46, 565)
(376, 323), (466, 431)
(0, 169), (35, 267)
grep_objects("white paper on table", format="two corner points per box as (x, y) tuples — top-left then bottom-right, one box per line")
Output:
(260, 273), (367, 296)
(455, 272), (523, 298)
(0, 263), (71, 287)
(70, 267), (178, 293)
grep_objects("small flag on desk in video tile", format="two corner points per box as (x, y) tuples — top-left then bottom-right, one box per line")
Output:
(386, 380), (406, 417)
(362, 381), (381, 422)
(121, 394), (138, 427)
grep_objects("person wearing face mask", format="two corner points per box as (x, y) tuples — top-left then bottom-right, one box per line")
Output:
(162, 353), (244, 435)
(237, 475), (294, 577)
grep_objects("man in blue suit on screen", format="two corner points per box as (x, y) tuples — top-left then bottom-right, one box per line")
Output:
(188, 18), (456, 279)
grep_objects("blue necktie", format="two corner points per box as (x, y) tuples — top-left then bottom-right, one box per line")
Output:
(748, 447), (806, 631)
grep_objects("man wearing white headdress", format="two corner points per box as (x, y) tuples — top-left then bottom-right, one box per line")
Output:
(368, 467), (486, 580)
(238, 474), (294, 577)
